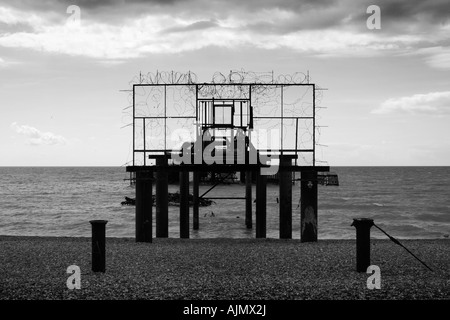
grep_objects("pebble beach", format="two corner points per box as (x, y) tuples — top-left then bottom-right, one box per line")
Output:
(0, 236), (448, 300)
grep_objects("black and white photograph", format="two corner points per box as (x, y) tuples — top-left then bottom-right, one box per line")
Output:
(0, 0), (448, 316)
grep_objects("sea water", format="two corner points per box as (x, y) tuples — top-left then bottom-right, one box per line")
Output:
(0, 167), (449, 239)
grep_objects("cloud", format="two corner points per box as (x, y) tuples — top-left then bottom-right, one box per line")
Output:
(0, 20), (35, 33)
(0, 5), (46, 27)
(0, 56), (19, 68)
(395, 45), (450, 70)
(10, 122), (67, 145)
(161, 19), (219, 34)
(373, 91), (450, 115)
(0, 0), (448, 61)
(424, 48), (450, 69)
(0, 7), (423, 59)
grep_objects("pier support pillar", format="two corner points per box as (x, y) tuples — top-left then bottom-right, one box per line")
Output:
(180, 170), (190, 238)
(279, 156), (292, 239)
(256, 171), (267, 238)
(245, 171), (252, 229)
(135, 171), (152, 243)
(156, 156), (168, 238)
(301, 170), (318, 242)
(193, 171), (199, 230)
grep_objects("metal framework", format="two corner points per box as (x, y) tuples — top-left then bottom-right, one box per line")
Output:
(125, 71), (329, 242)
(129, 73), (320, 168)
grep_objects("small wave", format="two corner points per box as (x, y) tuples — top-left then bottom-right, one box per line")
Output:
(414, 213), (450, 223)
(373, 203), (385, 207)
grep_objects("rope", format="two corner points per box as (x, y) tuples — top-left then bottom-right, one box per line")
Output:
(373, 224), (433, 272)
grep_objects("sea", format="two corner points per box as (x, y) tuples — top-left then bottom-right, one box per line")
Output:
(0, 167), (449, 240)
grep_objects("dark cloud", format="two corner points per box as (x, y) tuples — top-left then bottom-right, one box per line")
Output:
(0, 0), (180, 23)
(0, 0), (337, 21)
(0, 0), (174, 11)
(349, 0), (450, 31)
(209, 0), (337, 13)
(73, 0), (337, 13)
(379, 0), (450, 21)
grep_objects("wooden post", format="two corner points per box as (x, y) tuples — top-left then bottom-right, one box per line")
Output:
(301, 170), (318, 242)
(245, 171), (252, 229)
(279, 156), (292, 239)
(256, 170), (267, 238)
(135, 171), (152, 242)
(180, 170), (190, 238)
(193, 171), (199, 230)
(156, 156), (168, 238)
(351, 218), (374, 272)
(90, 220), (107, 272)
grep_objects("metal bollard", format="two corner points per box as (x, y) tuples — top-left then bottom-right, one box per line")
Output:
(90, 220), (108, 272)
(351, 218), (374, 272)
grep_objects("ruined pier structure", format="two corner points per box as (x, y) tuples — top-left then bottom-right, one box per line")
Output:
(125, 71), (329, 242)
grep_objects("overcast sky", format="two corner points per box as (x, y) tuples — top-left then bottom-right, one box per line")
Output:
(1, 0), (450, 166)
